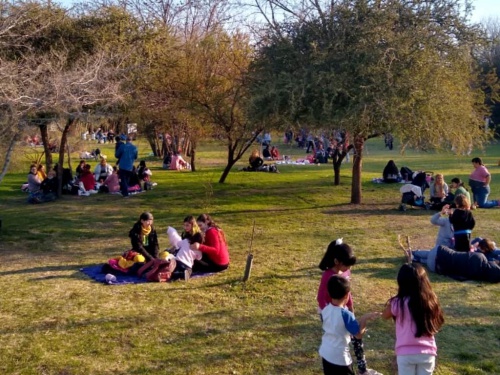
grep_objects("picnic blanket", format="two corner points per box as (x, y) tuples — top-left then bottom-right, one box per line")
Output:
(80, 264), (219, 285)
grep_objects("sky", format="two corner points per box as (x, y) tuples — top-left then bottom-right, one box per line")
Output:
(56, 0), (499, 24)
(469, 0), (500, 23)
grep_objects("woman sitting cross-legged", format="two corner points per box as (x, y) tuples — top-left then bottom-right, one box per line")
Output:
(100, 166), (120, 193)
(129, 212), (160, 262)
(78, 164), (98, 196)
(429, 173), (449, 210)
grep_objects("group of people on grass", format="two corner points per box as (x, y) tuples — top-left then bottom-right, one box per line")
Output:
(103, 212), (229, 281)
(429, 157), (499, 210)
(318, 168), (500, 374)
(385, 157), (499, 210)
(317, 239), (444, 375)
(25, 137), (159, 202)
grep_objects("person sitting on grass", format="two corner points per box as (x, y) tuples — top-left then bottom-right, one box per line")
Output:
(449, 177), (470, 205)
(78, 164), (98, 195)
(170, 151), (189, 171)
(94, 157), (113, 183)
(40, 169), (58, 202)
(129, 212), (159, 262)
(429, 173), (449, 210)
(382, 160), (401, 183)
(100, 166), (120, 193)
(27, 164), (42, 203)
(411, 205), (454, 272)
(190, 214), (230, 273)
(270, 145), (280, 160)
(166, 222), (203, 281)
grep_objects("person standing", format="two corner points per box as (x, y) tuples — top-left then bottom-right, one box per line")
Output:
(449, 195), (475, 252)
(319, 275), (380, 375)
(115, 136), (138, 197)
(382, 264), (444, 375)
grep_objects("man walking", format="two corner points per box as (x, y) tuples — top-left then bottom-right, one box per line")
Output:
(115, 136), (138, 197)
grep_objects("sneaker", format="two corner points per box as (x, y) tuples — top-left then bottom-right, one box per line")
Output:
(184, 269), (192, 281)
(361, 369), (383, 375)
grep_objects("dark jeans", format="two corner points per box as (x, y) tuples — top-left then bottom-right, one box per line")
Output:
(322, 358), (355, 375)
(469, 179), (498, 208)
(118, 169), (133, 197)
(192, 254), (229, 273)
(171, 260), (192, 280)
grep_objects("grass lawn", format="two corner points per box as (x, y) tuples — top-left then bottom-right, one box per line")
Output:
(0, 137), (499, 375)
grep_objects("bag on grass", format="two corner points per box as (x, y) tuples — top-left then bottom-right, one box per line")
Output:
(137, 258), (177, 282)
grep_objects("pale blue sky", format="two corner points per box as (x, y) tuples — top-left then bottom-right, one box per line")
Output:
(56, 0), (498, 24)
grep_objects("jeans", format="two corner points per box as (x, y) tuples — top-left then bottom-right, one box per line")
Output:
(469, 179), (498, 208)
(412, 246), (438, 272)
(118, 169), (133, 197)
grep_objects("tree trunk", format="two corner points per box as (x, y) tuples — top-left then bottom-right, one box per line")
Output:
(39, 124), (53, 170)
(190, 140), (197, 172)
(219, 160), (237, 183)
(330, 145), (353, 186)
(350, 136), (364, 204)
(57, 117), (77, 196)
(219, 147), (237, 183)
(0, 133), (19, 185)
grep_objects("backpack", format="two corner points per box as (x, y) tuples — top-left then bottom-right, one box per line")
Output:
(137, 258), (177, 282)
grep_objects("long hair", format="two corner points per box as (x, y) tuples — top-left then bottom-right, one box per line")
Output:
(319, 240), (357, 271)
(394, 264), (444, 337)
(197, 214), (226, 243)
(183, 215), (201, 236)
(433, 173), (445, 197)
(454, 194), (470, 210)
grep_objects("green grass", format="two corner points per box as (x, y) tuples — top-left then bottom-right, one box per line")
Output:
(1, 137), (500, 375)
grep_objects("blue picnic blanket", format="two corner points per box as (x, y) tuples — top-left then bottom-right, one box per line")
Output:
(80, 264), (219, 285)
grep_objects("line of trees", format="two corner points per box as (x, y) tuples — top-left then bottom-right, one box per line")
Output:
(1, 0), (499, 203)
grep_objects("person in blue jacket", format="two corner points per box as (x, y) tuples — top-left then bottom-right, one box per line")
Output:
(115, 136), (138, 197)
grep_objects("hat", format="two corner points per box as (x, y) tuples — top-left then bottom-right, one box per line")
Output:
(120, 134), (127, 140)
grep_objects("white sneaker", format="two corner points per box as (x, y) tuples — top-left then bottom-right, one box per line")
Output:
(362, 369), (383, 375)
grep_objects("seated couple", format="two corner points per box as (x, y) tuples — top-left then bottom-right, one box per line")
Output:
(106, 212), (230, 280)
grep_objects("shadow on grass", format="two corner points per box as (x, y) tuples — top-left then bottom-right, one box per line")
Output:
(0, 264), (95, 276)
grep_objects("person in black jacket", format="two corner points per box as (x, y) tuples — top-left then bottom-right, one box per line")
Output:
(449, 195), (475, 252)
(383, 160), (401, 183)
(129, 212), (160, 261)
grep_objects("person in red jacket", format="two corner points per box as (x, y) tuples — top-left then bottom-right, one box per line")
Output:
(78, 164), (97, 194)
(190, 214), (230, 273)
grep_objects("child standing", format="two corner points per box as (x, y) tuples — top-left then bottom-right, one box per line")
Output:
(319, 275), (380, 375)
(449, 195), (475, 252)
(382, 264), (444, 375)
(317, 239), (383, 375)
